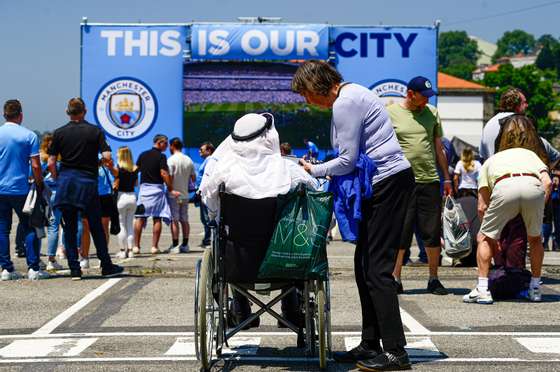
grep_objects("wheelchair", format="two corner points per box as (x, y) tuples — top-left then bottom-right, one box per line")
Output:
(194, 184), (333, 370)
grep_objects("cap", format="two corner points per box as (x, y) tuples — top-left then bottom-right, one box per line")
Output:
(407, 76), (437, 97)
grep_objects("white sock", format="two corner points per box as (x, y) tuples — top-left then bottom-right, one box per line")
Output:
(530, 277), (541, 289)
(477, 277), (489, 292)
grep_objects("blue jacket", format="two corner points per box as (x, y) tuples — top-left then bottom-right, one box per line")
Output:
(328, 153), (376, 242)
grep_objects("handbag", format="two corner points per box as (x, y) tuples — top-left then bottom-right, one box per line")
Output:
(102, 166), (121, 235)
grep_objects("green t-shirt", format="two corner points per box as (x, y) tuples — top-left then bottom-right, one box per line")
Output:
(387, 103), (443, 183)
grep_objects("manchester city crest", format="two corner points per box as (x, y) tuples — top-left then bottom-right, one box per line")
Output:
(95, 77), (158, 141)
(369, 79), (408, 104)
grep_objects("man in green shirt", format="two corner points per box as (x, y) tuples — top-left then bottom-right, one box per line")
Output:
(388, 76), (452, 296)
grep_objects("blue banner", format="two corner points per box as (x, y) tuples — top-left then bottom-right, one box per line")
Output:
(191, 24), (329, 60)
(81, 25), (187, 160)
(332, 26), (438, 105)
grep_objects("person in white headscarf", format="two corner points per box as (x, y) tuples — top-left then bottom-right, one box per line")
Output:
(200, 113), (319, 219)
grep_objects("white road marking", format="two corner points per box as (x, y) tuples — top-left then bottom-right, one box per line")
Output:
(400, 307), (431, 334)
(32, 278), (122, 335)
(0, 338), (97, 358)
(4, 331), (560, 340)
(164, 336), (261, 356)
(0, 356), (559, 364)
(344, 336), (441, 358)
(165, 337), (196, 356)
(515, 338), (560, 354)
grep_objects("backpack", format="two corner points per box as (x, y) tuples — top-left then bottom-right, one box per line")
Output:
(488, 267), (531, 300)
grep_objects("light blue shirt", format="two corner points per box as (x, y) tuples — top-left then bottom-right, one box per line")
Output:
(0, 122), (39, 195)
(311, 83), (410, 184)
(98, 166), (113, 196)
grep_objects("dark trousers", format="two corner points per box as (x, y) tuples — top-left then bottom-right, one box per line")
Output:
(355, 168), (414, 351)
(56, 170), (113, 272)
(0, 195), (41, 272)
(199, 203), (211, 244)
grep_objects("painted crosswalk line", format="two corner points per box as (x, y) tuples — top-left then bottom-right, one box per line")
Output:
(0, 338), (97, 358)
(344, 336), (442, 358)
(515, 338), (560, 354)
(165, 336), (261, 356)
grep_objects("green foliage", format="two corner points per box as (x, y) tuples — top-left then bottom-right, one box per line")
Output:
(493, 30), (536, 61)
(483, 64), (557, 132)
(536, 41), (557, 70)
(438, 31), (479, 80)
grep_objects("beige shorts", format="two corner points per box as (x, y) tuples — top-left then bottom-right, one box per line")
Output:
(168, 197), (189, 222)
(480, 176), (545, 239)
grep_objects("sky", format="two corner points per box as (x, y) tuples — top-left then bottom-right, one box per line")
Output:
(1, 0), (559, 132)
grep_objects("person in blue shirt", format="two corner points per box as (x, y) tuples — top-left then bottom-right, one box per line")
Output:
(196, 142), (215, 247)
(0, 99), (48, 281)
(303, 138), (319, 161)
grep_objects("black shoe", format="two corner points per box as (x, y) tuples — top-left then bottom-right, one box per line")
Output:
(395, 280), (404, 295)
(101, 264), (125, 277)
(199, 240), (210, 247)
(228, 312), (260, 330)
(277, 311), (305, 329)
(70, 269), (82, 281)
(16, 250), (26, 258)
(356, 351), (411, 371)
(427, 278), (448, 295)
(333, 341), (381, 363)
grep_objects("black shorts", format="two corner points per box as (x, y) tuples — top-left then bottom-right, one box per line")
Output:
(400, 182), (442, 249)
(99, 194), (114, 218)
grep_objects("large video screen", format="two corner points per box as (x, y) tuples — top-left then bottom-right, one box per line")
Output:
(183, 62), (331, 154)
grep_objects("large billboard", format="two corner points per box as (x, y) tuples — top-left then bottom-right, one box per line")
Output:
(80, 22), (437, 162)
(81, 24), (187, 158)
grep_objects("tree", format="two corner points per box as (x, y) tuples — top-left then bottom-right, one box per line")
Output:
(438, 31), (480, 80)
(483, 64), (557, 132)
(493, 30), (536, 61)
(538, 34), (559, 49)
(536, 40), (556, 70)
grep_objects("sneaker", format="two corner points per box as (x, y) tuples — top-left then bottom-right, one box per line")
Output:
(80, 258), (90, 269)
(356, 350), (411, 371)
(71, 269), (82, 281)
(115, 250), (128, 259)
(132, 246), (140, 255)
(427, 278), (449, 295)
(1, 269), (22, 281)
(46, 260), (64, 271)
(529, 287), (542, 302)
(101, 264), (125, 277)
(333, 341), (381, 363)
(127, 249), (135, 259)
(151, 247), (161, 255)
(180, 244), (190, 253)
(199, 240), (210, 247)
(39, 260), (47, 270)
(28, 268), (50, 280)
(463, 287), (493, 304)
(168, 244), (181, 254)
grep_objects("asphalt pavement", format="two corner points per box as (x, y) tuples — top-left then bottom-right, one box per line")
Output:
(2, 207), (560, 371)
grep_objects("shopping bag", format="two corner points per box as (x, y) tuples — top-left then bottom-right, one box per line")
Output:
(23, 183), (38, 215)
(258, 186), (334, 281)
(442, 196), (472, 259)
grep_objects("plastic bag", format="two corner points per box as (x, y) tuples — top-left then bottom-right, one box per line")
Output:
(258, 187), (334, 281)
(442, 196), (472, 259)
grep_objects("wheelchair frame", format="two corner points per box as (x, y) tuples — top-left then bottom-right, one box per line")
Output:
(194, 185), (332, 370)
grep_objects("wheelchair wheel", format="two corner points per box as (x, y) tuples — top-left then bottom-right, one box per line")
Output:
(317, 280), (327, 369)
(193, 258), (202, 360)
(197, 248), (216, 371)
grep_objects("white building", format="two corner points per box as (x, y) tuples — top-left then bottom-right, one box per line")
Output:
(437, 72), (494, 148)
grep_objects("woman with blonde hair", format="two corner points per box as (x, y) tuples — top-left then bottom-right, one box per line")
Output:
(453, 148), (481, 199)
(464, 115), (551, 305)
(114, 146), (139, 259)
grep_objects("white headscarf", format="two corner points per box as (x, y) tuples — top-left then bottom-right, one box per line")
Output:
(200, 113), (292, 216)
